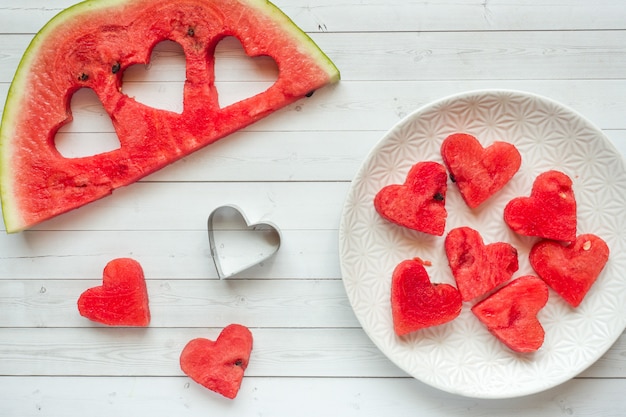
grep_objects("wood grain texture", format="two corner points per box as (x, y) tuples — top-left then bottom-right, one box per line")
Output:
(1, 0), (626, 415)
(1, 377), (626, 416)
(2, 31), (626, 83)
(3, 81), (626, 135)
(0, 230), (342, 279)
(2, 0), (626, 33)
(0, 279), (357, 327)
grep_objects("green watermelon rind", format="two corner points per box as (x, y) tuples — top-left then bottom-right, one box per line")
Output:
(0, 0), (340, 232)
(1, 1), (130, 229)
(240, 0), (340, 83)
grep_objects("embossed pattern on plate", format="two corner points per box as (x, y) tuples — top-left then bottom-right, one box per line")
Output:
(339, 90), (626, 398)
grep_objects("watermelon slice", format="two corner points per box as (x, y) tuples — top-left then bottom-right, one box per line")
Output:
(471, 275), (549, 353)
(441, 133), (521, 208)
(529, 234), (610, 307)
(77, 258), (150, 326)
(374, 161), (448, 236)
(503, 170), (577, 242)
(180, 324), (253, 399)
(0, 0), (340, 233)
(390, 258), (462, 336)
(445, 226), (519, 301)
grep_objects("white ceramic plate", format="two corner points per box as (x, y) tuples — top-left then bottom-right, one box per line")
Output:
(339, 90), (626, 399)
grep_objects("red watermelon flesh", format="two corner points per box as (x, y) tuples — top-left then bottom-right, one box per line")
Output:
(0, 0), (340, 233)
(503, 170), (577, 242)
(445, 226), (519, 301)
(77, 258), (150, 326)
(441, 133), (521, 208)
(374, 161), (448, 236)
(529, 234), (609, 307)
(180, 324), (253, 399)
(391, 258), (462, 336)
(471, 275), (549, 353)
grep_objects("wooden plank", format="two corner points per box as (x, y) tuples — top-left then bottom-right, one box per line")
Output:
(0, 279), (357, 327)
(51, 128), (626, 183)
(0, 327), (402, 377)
(0, 230), (342, 279)
(52, 130), (379, 181)
(0, 182), (349, 232)
(316, 30), (626, 81)
(3, 80), (626, 134)
(3, 31), (626, 83)
(1, 376), (626, 416)
(272, 0), (626, 32)
(2, 0), (626, 33)
(0, 327), (624, 379)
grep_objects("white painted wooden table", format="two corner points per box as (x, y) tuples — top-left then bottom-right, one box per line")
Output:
(2, 1), (626, 415)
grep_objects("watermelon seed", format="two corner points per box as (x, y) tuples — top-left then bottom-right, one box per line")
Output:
(187, 27), (195, 37)
(449, 174), (456, 183)
(112, 62), (121, 74)
(234, 359), (243, 367)
(305, 90), (315, 97)
(78, 73), (89, 82)
(433, 192), (445, 201)
(583, 240), (592, 250)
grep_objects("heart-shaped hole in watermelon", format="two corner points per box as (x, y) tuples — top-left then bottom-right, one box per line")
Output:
(121, 40), (186, 114)
(55, 88), (121, 158)
(54, 36), (280, 159)
(1, 0), (340, 233)
(214, 36), (279, 108)
(120, 36), (279, 113)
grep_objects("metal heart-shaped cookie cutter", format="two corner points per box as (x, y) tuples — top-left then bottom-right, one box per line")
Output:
(208, 205), (281, 279)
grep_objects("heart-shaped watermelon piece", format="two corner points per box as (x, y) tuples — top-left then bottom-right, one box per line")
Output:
(180, 324), (253, 399)
(374, 161), (448, 236)
(391, 258), (462, 336)
(529, 234), (609, 307)
(441, 133), (521, 208)
(445, 226), (519, 301)
(471, 275), (549, 353)
(503, 170), (577, 242)
(77, 258), (150, 326)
